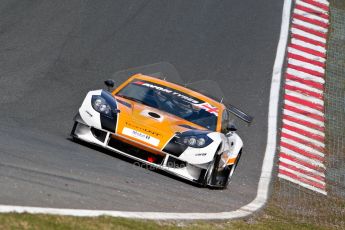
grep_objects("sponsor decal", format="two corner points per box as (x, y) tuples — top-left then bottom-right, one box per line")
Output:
(133, 80), (219, 117)
(124, 122), (162, 137)
(194, 103), (219, 116)
(85, 110), (93, 117)
(134, 81), (200, 104)
(122, 127), (160, 147)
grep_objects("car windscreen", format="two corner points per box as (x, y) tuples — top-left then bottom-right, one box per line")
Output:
(116, 80), (219, 131)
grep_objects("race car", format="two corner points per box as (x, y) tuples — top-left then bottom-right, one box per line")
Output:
(71, 74), (253, 189)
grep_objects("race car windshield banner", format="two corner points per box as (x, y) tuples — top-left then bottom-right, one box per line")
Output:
(132, 80), (219, 116)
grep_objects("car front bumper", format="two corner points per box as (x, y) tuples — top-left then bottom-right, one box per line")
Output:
(71, 118), (208, 185)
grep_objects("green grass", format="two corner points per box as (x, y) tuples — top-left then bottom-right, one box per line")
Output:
(332, 0), (345, 9)
(0, 204), (328, 230)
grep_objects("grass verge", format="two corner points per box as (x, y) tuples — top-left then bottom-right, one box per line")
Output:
(0, 203), (328, 230)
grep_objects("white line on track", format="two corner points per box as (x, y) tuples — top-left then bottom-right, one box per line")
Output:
(283, 118), (324, 137)
(291, 38), (327, 53)
(285, 80), (324, 94)
(278, 174), (327, 195)
(291, 27), (327, 44)
(284, 100), (325, 117)
(281, 128), (325, 148)
(0, 0), (293, 220)
(283, 119), (325, 137)
(292, 18), (328, 33)
(288, 47), (326, 63)
(279, 157), (325, 177)
(288, 58), (325, 74)
(283, 109), (324, 128)
(285, 90), (324, 105)
(296, 0), (329, 15)
(294, 9), (329, 24)
(280, 146), (325, 168)
(286, 68), (325, 84)
(281, 136), (325, 157)
(279, 165), (326, 185)
(314, 0), (329, 6)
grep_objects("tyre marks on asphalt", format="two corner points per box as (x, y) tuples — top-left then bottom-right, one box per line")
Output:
(278, 0), (329, 195)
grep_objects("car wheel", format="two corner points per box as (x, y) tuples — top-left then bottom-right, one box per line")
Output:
(225, 149), (242, 187)
(205, 153), (228, 189)
(205, 149), (242, 189)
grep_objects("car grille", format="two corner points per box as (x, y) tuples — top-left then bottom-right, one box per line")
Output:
(107, 137), (165, 165)
(166, 156), (187, 168)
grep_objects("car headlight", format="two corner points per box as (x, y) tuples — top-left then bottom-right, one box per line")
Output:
(91, 96), (112, 115)
(178, 133), (212, 148)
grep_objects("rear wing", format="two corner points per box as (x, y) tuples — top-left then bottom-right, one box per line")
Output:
(227, 104), (254, 124)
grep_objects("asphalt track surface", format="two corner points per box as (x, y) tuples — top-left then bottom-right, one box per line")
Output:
(0, 0), (284, 212)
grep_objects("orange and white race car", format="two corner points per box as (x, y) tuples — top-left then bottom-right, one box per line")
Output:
(71, 74), (252, 189)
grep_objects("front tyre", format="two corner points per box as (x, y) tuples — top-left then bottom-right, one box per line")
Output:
(205, 150), (242, 189)
(224, 150), (242, 188)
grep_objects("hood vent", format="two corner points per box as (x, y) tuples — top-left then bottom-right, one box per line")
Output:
(148, 112), (161, 119)
(140, 109), (164, 122)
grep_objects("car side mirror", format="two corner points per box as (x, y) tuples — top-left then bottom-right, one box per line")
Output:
(104, 79), (115, 91)
(227, 123), (237, 132)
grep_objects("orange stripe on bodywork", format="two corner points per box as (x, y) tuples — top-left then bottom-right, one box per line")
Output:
(226, 157), (236, 165)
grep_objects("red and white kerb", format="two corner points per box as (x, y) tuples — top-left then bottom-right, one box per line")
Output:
(278, 0), (329, 195)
